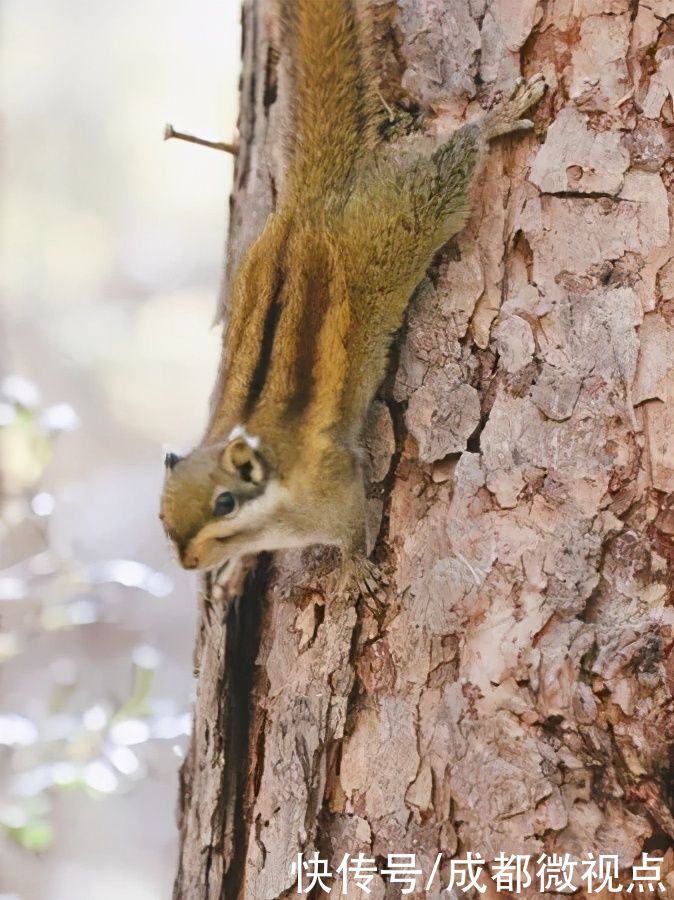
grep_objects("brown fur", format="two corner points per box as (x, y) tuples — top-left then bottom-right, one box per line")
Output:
(160, 0), (545, 573)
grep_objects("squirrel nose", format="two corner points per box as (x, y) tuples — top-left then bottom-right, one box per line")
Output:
(181, 551), (198, 570)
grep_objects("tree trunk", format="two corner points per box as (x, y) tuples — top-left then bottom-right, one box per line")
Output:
(173, 1), (674, 897)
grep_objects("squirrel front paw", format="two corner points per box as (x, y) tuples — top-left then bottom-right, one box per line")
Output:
(483, 73), (547, 141)
(336, 553), (389, 615)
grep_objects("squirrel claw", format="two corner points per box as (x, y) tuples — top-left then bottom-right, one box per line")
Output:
(338, 554), (389, 616)
(484, 73), (546, 141)
(508, 76), (525, 99)
(507, 73), (546, 116)
(511, 118), (534, 133)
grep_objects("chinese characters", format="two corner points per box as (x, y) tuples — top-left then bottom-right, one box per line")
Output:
(292, 851), (667, 895)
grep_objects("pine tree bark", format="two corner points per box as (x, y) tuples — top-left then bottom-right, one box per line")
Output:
(173, 1), (674, 897)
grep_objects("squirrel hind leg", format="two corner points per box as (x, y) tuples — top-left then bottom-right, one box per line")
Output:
(483, 73), (547, 141)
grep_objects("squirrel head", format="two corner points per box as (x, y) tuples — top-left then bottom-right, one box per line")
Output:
(159, 429), (290, 570)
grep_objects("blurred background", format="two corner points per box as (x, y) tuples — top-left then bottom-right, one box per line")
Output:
(0, 0), (240, 896)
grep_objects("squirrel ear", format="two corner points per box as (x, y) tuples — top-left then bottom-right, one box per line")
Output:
(165, 452), (182, 470)
(220, 438), (265, 484)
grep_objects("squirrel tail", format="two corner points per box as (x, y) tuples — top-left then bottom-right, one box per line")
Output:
(282, 0), (379, 202)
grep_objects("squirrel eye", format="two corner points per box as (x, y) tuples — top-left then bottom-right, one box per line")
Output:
(213, 491), (237, 517)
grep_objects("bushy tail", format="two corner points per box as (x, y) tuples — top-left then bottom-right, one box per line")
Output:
(281, 0), (380, 202)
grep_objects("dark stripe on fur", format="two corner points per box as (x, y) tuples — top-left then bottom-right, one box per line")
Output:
(243, 265), (285, 416)
(285, 249), (332, 417)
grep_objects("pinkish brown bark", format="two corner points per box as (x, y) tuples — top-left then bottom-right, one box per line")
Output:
(174, 2), (674, 898)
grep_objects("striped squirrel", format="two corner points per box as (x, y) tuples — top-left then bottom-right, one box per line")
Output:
(160, 0), (545, 591)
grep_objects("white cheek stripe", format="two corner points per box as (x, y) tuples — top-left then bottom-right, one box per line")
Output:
(227, 423), (260, 450)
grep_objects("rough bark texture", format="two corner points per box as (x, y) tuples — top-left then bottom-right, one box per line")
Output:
(173, 1), (674, 898)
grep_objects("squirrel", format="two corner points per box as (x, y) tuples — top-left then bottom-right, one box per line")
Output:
(159, 0), (546, 591)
